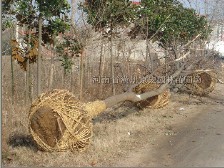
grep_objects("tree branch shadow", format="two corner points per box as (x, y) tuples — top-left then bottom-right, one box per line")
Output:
(93, 101), (140, 124)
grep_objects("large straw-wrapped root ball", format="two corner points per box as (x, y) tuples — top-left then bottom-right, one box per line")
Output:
(184, 70), (217, 96)
(132, 82), (170, 109)
(29, 89), (106, 152)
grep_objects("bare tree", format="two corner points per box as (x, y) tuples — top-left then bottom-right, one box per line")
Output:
(71, 0), (76, 27)
(37, 15), (43, 96)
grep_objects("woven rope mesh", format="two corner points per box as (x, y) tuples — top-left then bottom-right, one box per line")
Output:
(29, 89), (95, 152)
(132, 82), (170, 109)
(184, 70), (217, 96)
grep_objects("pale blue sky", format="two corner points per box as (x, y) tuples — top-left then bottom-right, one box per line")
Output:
(68, 0), (224, 25)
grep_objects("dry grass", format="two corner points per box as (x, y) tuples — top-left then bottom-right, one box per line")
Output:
(2, 54), (223, 167)
(2, 92), (206, 167)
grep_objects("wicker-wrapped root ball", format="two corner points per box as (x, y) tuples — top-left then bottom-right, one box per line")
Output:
(29, 89), (106, 152)
(132, 82), (171, 109)
(184, 70), (217, 96)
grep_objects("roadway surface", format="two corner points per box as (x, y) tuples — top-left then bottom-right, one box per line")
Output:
(115, 83), (224, 167)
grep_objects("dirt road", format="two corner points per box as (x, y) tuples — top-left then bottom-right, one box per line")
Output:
(115, 83), (224, 167)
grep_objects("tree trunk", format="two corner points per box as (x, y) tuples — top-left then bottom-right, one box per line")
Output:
(110, 23), (115, 95)
(70, 58), (75, 93)
(49, 37), (56, 90)
(37, 15), (43, 96)
(10, 47), (15, 105)
(62, 69), (65, 88)
(99, 37), (105, 97)
(49, 61), (54, 90)
(145, 16), (152, 72)
(71, 0), (76, 28)
(11, 27), (15, 105)
(9, 22), (16, 129)
(79, 49), (84, 100)
(25, 28), (32, 105)
(104, 63), (186, 108)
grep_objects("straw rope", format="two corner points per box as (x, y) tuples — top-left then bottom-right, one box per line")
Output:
(132, 82), (170, 109)
(29, 89), (106, 152)
(184, 70), (217, 96)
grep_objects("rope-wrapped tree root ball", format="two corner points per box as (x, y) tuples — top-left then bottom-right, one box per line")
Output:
(184, 70), (217, 96)
(132, 82), (171, 109)
(29, 89), (106, 152)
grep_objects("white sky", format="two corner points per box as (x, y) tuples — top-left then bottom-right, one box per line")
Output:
(68, 0), (224, 25)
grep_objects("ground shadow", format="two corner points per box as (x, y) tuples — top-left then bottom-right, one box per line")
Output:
(7, 133), (39, 151)
(93, 101), (140, 124)
(205, 95), (224, 105)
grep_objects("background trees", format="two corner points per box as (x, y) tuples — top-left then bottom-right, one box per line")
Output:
(80, 0), (212, 91)
(2, 0), (72, 96)
(81, 0), (139, 95)
(129, 0), (211, 49)
(2, 0), (213, 101)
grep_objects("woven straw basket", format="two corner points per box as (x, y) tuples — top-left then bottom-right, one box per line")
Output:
(184, 70), (217, 96)
(132, 82), (170, 109)
(29, 89), (106, 152)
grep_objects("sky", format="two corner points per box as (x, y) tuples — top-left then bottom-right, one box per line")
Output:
(179, 0), (224, 17)
(68, 0), (224, 25)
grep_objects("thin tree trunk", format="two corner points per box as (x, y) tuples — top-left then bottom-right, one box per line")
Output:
(37, 15), (43, 96)
(29, 65), (33, 102)
(9, 23), (16, 129)
(70, 0), (76, 91)
(70, 58), (75, 93)
(49, 37), (56, 90)
(79, 49), (84, 100)
(71, 0), (76, 28)
(24, 71), (27, 104)
(10, 47), (15, 105)
(11, 27), (15, 105)
(49, 61), (54, 90)
(145, 16), (150, 71)
(25, 28), (31, 104)
(99, 38), (104, 77)
(84, 50), (88, 87)
(110, 23), (115, 95)
(99, 37), (105, 97)
(87, 53), (91, 88)
(62, 69), (66, 88)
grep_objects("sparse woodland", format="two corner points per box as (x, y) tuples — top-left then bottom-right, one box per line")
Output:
(2, 0), (224, 166)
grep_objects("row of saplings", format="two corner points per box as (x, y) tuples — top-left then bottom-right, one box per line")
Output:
(29, 69), (217, 152)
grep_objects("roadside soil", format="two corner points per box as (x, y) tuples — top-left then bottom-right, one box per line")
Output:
(113, 82), (224, 167)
